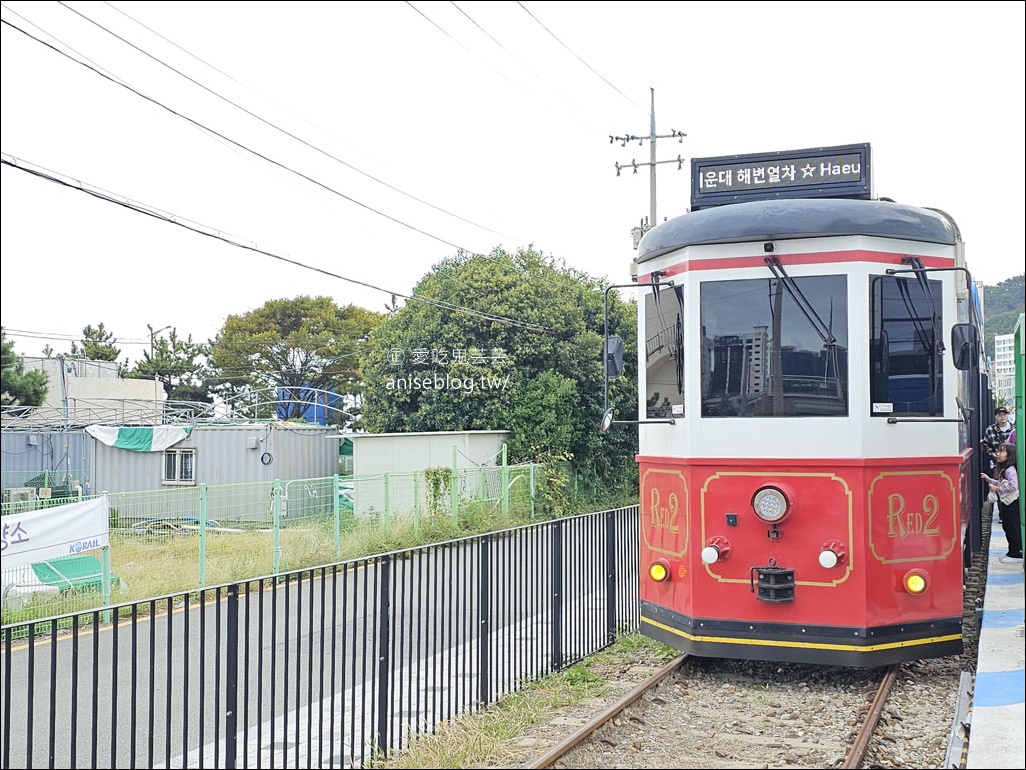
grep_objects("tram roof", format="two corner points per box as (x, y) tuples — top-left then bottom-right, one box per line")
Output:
(636, 198), (959, 263)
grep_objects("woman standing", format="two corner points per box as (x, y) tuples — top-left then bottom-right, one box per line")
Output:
(982, 442), (1022, 563)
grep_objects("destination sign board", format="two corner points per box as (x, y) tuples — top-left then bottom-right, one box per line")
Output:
(690, 143), (872, 210)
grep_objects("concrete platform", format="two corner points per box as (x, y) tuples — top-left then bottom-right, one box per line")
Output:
(964, 520), (1025, 769)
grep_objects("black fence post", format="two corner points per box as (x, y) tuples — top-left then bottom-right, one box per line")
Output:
(551, 520), (564, 671)
(375, 555), (393, 758)
(478, 536), (492, 706)
(225, 584), (239, 770)
(605, 509), (618, 644)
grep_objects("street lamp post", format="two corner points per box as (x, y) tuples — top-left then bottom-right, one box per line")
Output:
(147, 324), (171, 402)
(147, 324), (171, 359)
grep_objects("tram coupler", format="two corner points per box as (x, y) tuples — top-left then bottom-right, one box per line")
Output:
(750, 564), (796, 602)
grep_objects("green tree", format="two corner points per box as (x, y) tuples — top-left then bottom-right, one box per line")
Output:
(0, 328), (48, 407)
(361, 247), (638, 502)
(69, 323), (121, 363)
(209, 296), (383, 426)
(129, 328), (212, 401)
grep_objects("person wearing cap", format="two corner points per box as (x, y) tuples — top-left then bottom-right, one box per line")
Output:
(981, 406), (1014, 472)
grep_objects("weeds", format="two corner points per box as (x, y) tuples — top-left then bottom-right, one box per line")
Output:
(368, 633), (673, 769)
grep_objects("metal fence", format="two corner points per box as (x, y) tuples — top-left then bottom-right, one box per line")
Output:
(1, 465), (540, 623)
(0, 469), (89, 506)
(0, 505), (641, 769)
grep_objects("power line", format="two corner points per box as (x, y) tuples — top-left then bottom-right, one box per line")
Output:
(516, 1), (648, 118)
(2, 12), (557, 318)
(2, 9), (619, 340)
(2, 326), (375, 361)
(57, 1), (526, 246)
(447, 1), (603, 135)
(399, 2), (633, 288)
(3, 329), (85, 344)
(101, 0), (240, 85)
(1, 154), (556, 335)
(0, 17), (485, 254)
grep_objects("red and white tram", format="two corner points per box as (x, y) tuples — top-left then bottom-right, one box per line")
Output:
(604, 144), (985, 666)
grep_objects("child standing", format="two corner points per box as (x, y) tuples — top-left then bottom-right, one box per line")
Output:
(981, 442), (1022, 563)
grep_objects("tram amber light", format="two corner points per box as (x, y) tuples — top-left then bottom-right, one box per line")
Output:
(648, 560), (671, 582)
(903, 570), (929, 595)
(752, 486), (789, 523)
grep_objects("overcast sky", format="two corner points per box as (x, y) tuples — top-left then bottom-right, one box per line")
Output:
(2, 1), (1023, 365)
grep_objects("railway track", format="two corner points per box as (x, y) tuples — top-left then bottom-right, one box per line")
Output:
(515, 517), (989, 770)
(526, 658), (902, 770)
(380, 521), (987, 770)
(525, 654), (685, 769)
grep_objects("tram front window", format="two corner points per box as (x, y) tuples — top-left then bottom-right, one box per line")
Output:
(644, 284), (685, 419)
(700, 275), (849, 417)
(869, 275), (944, 417)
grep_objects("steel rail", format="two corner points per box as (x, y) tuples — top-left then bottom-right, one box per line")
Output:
(844, 662), (900, 769)
(526, 653), (687, 769)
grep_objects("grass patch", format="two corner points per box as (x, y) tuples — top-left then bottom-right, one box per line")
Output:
(2, 500), (549, 625)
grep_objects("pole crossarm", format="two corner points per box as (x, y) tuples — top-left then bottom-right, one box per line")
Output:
(610, 129), (686, 147)
(615, 155), (686, 176)
(609, 89), (686, 245)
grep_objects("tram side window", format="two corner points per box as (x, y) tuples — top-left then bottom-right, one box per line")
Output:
(644, 284), (685, 418)
(869, 275), (943, 417)
(700, 276), (848, 417)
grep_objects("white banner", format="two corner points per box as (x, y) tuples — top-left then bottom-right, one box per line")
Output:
(0, 497), (110, 568)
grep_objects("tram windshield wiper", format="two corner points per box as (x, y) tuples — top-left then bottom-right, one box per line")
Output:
(764, 257), (837, 346)
(899, 257), (945, 357)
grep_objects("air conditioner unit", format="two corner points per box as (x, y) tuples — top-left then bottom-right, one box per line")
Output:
(3, 488), (36, 504)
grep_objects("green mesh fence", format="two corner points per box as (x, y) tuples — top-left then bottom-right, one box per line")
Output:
(1, 469), (89, 509)
(1, 463), (538, 625)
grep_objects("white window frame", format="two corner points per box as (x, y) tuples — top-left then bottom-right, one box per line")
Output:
(162, 447), (197, 486)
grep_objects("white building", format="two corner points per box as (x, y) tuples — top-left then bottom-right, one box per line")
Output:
(11, 355), (165, 427)
(337, 430), (513, 517)
(993, 332), (1015, 410)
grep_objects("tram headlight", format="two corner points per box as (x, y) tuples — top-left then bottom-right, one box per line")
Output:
(648, 559), (671, 582)
(902, 569), (929, 595)
(818, 539), (847, 569)
(700, 546), (720, 564)
(751, 486), (790, 523)
(701, 535), (732, 564)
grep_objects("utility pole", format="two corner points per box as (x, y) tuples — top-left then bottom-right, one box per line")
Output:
(611, 88), (686, 249)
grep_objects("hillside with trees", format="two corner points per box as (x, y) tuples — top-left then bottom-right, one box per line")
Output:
(982, 273), (1024, 361)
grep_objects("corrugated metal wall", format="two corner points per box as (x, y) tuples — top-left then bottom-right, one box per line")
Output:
(89, 423), (341, 494)
(0, 429), (92, 491)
